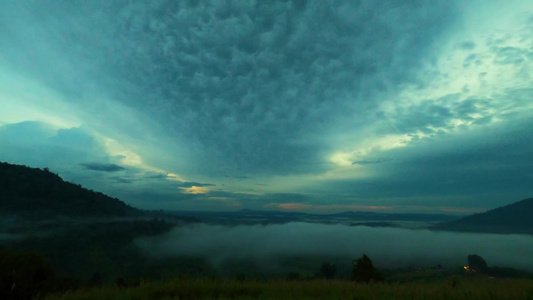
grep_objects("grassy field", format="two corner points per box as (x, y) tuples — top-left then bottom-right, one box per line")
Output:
(45, 277), (533, 300)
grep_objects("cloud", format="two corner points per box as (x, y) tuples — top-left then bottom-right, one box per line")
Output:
(0, 0), (459, 177)
(493, 47), (527, 65)
(109, 176), (133, 184)
(80, 162), (125, 172)
(180, 182), (215, 188)
(456, 41), (476, 50)
(1, 1), (532, 212)
(0, 121), (199, 209)
(0, 122), (106, 169)
(315, 114), (533, 210)
(352, 158), (391, 165)
(180, 186), (210, 194)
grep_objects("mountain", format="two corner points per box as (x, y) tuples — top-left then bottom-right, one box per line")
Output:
(436, 198), (533, 234)
(0, 161), (141, 219)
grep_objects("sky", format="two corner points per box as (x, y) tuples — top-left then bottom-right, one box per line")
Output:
(0, 0), (532, 213)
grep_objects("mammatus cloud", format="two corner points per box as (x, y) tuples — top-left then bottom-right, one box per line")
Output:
(80, 163), (125, 172)
(0, 1), (532, 211)
(0, 0), (458, 177)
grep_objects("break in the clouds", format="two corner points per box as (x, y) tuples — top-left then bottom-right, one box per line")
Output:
(0, 0), (532, 212)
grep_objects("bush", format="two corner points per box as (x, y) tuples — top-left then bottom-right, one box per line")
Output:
(316, 262), (336, 279)
(351, 254), (384, 283)
(0, 249), (55, 300)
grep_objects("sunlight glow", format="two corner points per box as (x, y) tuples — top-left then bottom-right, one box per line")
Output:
(329, 134), (413, 167)
(102, 137), (144, 167)
(0, 63), (81, 129)
(181, 186), (210, 194)
(166, 172), (186, 182)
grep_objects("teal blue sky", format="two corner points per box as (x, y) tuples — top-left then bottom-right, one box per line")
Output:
(1, 0), (532, 213)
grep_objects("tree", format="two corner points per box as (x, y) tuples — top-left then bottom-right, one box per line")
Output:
(87, 273), (103, 288)
(316, 262), (336, 279)
(351, 254), (384, 283)
(467, 254), (488, 273)
(0, 249), (56, 300)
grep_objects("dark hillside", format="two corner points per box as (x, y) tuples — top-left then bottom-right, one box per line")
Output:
(436, 198), (533, 234)
(0, 161), (140, 219)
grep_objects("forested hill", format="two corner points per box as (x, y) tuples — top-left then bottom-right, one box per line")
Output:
(0, 161), (141, 219)
(436, 198), (533, 234)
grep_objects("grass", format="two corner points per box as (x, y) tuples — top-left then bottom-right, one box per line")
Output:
(44, 277), (533, 300)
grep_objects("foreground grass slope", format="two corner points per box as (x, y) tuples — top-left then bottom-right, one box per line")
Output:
(46, 277), (533, 300)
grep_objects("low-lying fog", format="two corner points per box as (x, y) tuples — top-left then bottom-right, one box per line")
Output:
(135, 223), (533, 272)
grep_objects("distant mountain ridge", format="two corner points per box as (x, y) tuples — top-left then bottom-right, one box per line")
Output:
(436, 198), (533, 234)
(0, 161), (140, 219)
(168, 208), (459, 226)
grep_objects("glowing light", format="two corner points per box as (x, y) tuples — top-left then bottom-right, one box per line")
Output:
(329, 134), (413, 167)
(181, 186), (210, 194)
(330, 153), (353, 167)
(102, 137), (143, 167)
(166, 173), (186, 182)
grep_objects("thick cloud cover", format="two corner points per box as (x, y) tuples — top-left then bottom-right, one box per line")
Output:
(0, 0), (532, 211)
(0, 0), (457, 176)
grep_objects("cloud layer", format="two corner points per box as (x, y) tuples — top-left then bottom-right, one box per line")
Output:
(0, 0), (532, 211)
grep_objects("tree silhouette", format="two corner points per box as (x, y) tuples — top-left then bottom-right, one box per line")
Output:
(467, 254), (488, 273)
(0, 249), (55, 300)
(316, 262), (336, 279)
(351, 254), (384, 283)
(87, 273), (103, 288)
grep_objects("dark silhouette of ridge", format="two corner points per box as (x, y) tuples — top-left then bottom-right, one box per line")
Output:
(436, 198), (533, 234)
(0, 161), (141, 219)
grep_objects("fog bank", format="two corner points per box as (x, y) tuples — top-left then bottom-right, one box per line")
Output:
(135, 223), (533, 272)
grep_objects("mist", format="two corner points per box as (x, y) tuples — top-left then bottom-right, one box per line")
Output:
(135, 223), (533, 273)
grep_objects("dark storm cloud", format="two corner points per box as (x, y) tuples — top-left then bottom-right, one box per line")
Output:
(180, 182), (215, 188)
(137, 171), (216, 187)
(352, 158), (391, 165)
(109, 176), (133, 184)
(0, 0), (458, 176)
(143, 173), (168, 180)
(80, 162), (125, 172)
(3, 0), (531, 212)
